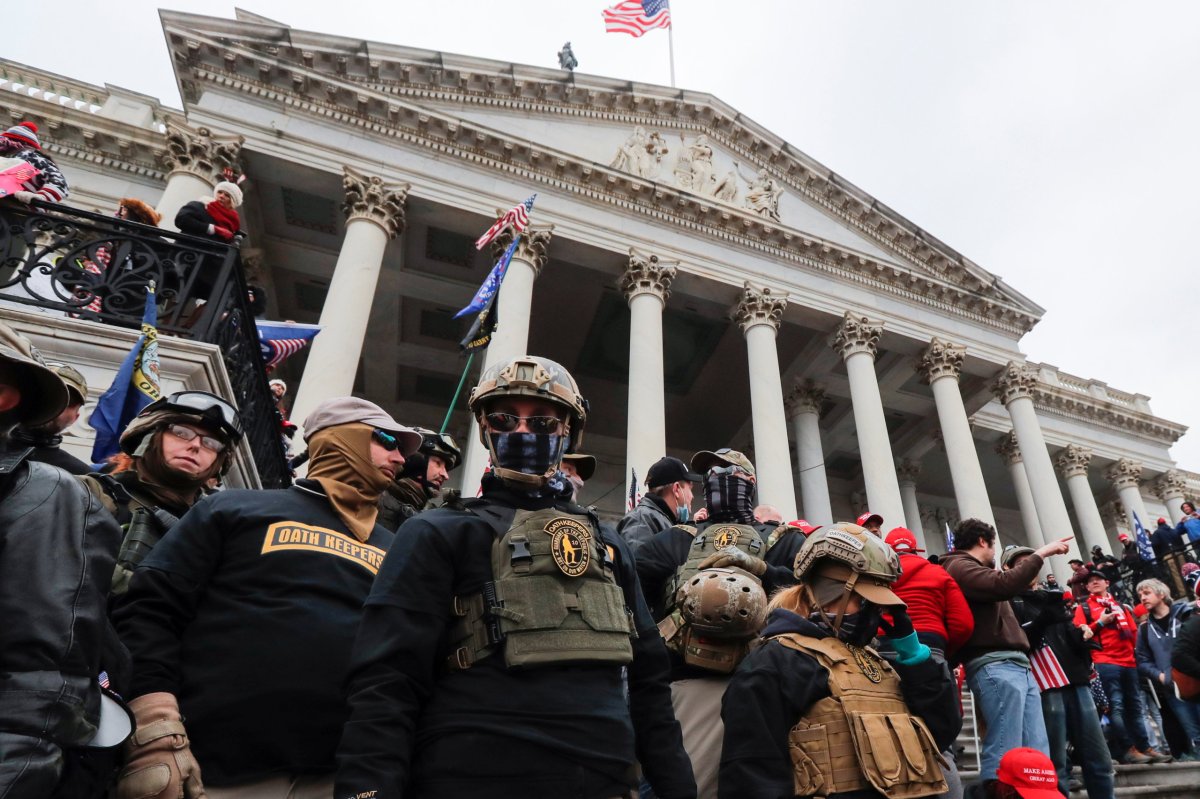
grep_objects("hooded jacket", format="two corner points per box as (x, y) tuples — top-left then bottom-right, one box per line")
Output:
(891, 552), (974, 656)
(940, 549), (1043, 665)
(1136, 602), (1194, 686)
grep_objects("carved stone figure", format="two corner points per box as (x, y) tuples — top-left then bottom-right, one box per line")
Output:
(644, 131), (669, 180)
(557, 42), (578, 72)
(676, 135), (716, 195)
(741, 167), (783, 221)
(713, 170), (739, 203)
(611, 127), (671, 179)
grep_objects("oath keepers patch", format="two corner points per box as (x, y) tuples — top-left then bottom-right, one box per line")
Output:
(546, 517), (592, 577)
(712, 526), (741, 549)
(260, 522), (385, 575)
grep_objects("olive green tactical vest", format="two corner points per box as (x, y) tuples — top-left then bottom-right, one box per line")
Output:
(662, 523), (766, 613)
(446, 505), (635, 670)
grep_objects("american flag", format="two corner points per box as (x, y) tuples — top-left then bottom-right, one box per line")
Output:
(627, 468), (641, 511)
(1029, 646), (1070, 691)
(603, 0), (671, 37)
(256, 320), (322, 371)
(474, 194), (536, 250)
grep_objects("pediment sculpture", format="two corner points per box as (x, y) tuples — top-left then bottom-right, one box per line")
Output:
(610, 126), (671, 180)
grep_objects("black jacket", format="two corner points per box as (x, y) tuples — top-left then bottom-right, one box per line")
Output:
(1173, 613), (1200, 682)
(617, 494), (678, 553)
(9, 427), (91, 474)
(111, 481), (393, 787)
(335, 477), (696, 799)
(718, 609), (961, 799)
(0, 447), (126, 798)
(1010, 589), (1094, 686)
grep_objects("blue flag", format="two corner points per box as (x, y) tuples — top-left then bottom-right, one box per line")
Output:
(256, 320), (321, 371)
(454, 238), (519, 319)
(89, 286), (161, 461)
(945, 522), (955, 553)
(1132, 511), (1155, 563)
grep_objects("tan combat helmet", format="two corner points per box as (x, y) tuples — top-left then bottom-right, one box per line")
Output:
(678, 567), (767, 638)
(793, 522), (904, 629)
(468, 355), (588, 488)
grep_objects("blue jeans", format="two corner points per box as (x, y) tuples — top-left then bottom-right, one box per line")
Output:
(1095, 663), (1150, 752)
(1043, 686), (1115, 799)
(1165, 692), (1200, 751)
(967, 658), (1050, 782)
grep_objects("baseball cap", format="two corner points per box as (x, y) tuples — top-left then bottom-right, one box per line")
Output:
(1157, 517), (1167, 525)
(1000, 545), (1036, 569)
(303, 397), (421, 455)
(996, 747), (1064, 799)
(646, 456), (701, 488)
(884, 527), (925, 554)
(49, 363), (87, 405)
(856, 511), (884, 528)
(786, 519), (820, 535)
(562, 452), (596, 481)
(1118, 533), (1130, 543)
(1084, 568), (1109, 582)
(0, 322), (69, 426)
(691, 448), (755, 477)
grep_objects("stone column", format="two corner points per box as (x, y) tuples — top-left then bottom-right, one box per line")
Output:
(896, 460), (927, 548)
(156, 118), (243, 230)
(291, 167), (408, 428)
(785, 383), (832, 525)
(1054, 445), (1111, 555)
(831, 312), (905, 527)
(1153, 470), (1189, 524)
(1106, 459), (1151, 536)
(918, 338), (997, 528)
(621, 249), (676, 485)
(458, 225), (553, 497)
(734, 283), (797, 519)
(994, 363), (1080, 577)
(995, 432), (1042, 550)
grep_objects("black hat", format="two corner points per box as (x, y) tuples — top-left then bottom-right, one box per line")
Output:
(1084, 568), (1109, 582)
(646, 456), (701, 489)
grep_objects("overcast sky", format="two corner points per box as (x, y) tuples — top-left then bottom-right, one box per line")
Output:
(14, 1), (1200, 470)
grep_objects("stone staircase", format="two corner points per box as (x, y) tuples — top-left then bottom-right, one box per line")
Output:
(956, 687), (1200, 798)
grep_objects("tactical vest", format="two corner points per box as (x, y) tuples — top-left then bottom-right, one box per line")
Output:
(445, 504), (635, 671)
(81, 474), (180, 596)
(772, 633), (947, 799)
(658, 523), (767, 674)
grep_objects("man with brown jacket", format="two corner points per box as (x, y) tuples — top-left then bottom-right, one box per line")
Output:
(940, 518), (1071, 790)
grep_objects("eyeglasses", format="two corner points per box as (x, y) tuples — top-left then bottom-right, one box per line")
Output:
(483, 412), (563, 435)
(372, 429), (402, 451)
(164, 423), (227, 453)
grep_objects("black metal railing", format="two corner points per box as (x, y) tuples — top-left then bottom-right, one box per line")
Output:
(0, 199), (290, 488)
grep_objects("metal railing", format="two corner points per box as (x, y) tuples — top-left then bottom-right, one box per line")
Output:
(0, 199), (290, 489)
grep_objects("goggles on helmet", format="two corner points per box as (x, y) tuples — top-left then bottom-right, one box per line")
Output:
(709, 464), (752, 478)
(143, 390), (243, 443)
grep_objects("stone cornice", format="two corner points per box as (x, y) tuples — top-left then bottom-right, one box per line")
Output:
(1054, 444), (1092, 480)
(157, 14), (1043, 337)
(1029, 382), (1188, 447)
(621, 248), (678, 304)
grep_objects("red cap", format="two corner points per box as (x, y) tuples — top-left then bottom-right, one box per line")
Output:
(1118, 533), (1130, 543)
(856, 511), (884, 528)
(786, 519), (820, 535)
(996, 748), (1064, 799)
(1158, 518), (1167, 525)
(885, 526), (925, 553)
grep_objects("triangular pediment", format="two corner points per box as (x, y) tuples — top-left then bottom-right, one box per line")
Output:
(160, 10), (1045, 334)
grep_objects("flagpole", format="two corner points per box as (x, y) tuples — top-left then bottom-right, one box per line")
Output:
(439, 352), (474, 435)
(667, 21), (676, 88)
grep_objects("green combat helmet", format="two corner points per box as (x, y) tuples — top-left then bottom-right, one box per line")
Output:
(468, 355), (588, 489)
(793, 522), (904, 627)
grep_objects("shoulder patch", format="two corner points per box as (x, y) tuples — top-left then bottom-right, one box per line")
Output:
(825, 529), (865, 550)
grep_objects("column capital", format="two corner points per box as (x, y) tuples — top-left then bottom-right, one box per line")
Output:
(161, 117), (244, 181)
(831, 311), (882, 361)
(993, 361), (1037, 406)
(918, 337), (966, 384)
(733, 282), (787, 334)
(342, 166), (409, 238)
(994, 430), (1022, 466)
(1054, 444), (1092, 479)
(491, 224), (554, 276)
(897, 459), (921, 486)
(785, 382), (825, 418)
(1153, 469), (1188, 501)
(621, 248), (678, 304)
(1105, 458), (1144, 491)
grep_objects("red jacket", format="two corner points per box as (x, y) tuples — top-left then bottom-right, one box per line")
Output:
(1073, 593), (1137, 667)
(892, 553), (975, 656)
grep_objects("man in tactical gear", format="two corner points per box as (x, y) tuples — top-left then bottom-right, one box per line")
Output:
(618, 455), (701, 554)
(81, 390), (245, 595)
(377, 426), (461, 531)
(336, 355), (696, 799)
(0, 322), (128, 798)
(559, 450), (596, 501)
(720, 522), (961, 799)
(112, 396), (419, 799)
(11, 361), (91, 474)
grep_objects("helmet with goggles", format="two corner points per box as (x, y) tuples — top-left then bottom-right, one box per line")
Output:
(119, 390), (244, 457)
(793, 522), (902, 607)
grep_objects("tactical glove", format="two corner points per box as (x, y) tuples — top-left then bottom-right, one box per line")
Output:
(698, 546), (767, 576)
(879, 604), (915, 640)
(117, 692), (208, 799)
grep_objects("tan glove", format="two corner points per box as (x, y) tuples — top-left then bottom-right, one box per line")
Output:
(117, 692), (207, 799)
(697, 546), (767, 576)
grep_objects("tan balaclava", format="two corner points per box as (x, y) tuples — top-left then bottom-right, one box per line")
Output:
(306, 422), (391, 541)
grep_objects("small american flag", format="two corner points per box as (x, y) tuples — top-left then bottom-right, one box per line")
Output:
(627, 468), (641, 511)
(603, 0), (671, 37)
(1030, 646), (1070, 692)
(474, 194), (536, 250)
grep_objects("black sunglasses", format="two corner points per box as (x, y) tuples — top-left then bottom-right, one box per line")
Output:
(372, 429), (401, 451)
(483, 412), (563, 435)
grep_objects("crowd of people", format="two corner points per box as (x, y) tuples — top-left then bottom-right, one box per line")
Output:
(5, 117), (1200, 799)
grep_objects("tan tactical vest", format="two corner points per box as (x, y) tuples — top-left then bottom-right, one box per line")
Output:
(446, 506), (635, 670)
(772, 633), (947, 799)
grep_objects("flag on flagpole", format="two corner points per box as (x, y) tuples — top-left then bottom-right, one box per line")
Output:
(1132, 511), (1155, 563)
(474, 194), (536, 250)
(460, 237), (520, 352)
(256, 320), (321, 371)
(455, 238), (518, 319)
(603, 0), (671, 37)
(945, 522), (955, 553)
(89, 284), (161, 461)
(627, 468), (641, 511)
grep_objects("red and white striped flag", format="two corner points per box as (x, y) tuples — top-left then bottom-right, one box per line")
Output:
(1030, 646), (1070, 692)
(474, 194), (536, 250)
(603, 0), (671, 37)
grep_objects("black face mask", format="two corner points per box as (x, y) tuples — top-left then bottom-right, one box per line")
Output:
(704, 473), (755, 522)
(809, 603), (883, 647)
(488, 432), (567, 477)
